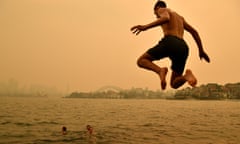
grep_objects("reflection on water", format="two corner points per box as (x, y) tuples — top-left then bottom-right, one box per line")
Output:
(0, 97), (240, 144)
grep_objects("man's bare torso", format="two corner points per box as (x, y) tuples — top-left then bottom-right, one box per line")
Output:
(157, 8), (185, 39)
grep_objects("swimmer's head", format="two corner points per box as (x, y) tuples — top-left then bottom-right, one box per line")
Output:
(86, 125), (92, 130)
(62, 126), (67, 131)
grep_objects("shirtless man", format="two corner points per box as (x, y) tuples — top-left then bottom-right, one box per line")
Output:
(131, 0), (210, 90)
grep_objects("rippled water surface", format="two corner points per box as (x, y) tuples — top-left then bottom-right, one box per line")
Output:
(0, 97), (240, 144)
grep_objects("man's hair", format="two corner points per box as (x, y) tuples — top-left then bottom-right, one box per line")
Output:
(154, 0), (167, 10)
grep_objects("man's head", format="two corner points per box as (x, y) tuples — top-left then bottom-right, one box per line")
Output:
(154, 0), (167, 11)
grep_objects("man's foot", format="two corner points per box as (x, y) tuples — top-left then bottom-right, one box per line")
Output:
(158, 67), (168, 90)
(184, 69), (197, 87)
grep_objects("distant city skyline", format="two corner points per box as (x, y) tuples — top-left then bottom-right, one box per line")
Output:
(1, 78), (239, 98)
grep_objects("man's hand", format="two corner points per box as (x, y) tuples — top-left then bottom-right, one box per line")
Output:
(130, 25), (148, 35)
(199, 51), (210, 63)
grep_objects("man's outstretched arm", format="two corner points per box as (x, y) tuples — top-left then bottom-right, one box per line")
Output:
(131, 9), (170, 35)
(184, 19), (210, 63)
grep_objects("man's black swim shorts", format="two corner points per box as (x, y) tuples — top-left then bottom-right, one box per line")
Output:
(147, 35), (189, 74)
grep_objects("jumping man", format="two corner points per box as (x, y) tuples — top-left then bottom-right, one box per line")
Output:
(131, 0), (210, 90)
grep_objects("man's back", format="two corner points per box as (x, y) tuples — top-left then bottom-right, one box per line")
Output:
(159, 8), (185, 39)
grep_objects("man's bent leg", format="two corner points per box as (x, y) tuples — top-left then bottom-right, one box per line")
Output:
(184, 69), (197, 87)
(170, 69), (197, 89)
(137, 53), (168, 90)
(170, 71), (186, 89)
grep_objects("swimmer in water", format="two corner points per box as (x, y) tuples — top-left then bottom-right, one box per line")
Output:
(62, 126), (67, 135)
(86, 125), (93, 135)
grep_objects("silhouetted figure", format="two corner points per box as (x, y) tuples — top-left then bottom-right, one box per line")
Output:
(62, 126), (67, 135)
(131, 0), (210, 90)
(86, 125), (93, 135)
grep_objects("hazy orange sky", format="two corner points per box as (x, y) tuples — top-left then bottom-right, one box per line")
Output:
(1, 0), (240, 92)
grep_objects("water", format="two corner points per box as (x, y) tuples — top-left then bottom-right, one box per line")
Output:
(0, 97), (240, 144)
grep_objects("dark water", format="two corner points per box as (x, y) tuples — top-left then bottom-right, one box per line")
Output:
(0, 97), (240, 144)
